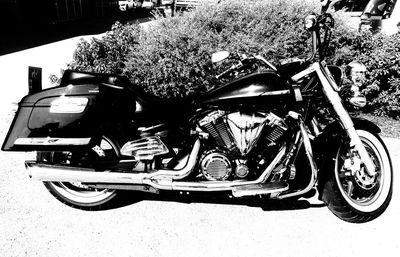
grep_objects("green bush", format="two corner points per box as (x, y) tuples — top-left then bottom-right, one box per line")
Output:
(357, 33), (400, 118)
(334, 32), (400, 118)
(122, 0), (323, 98)
(67, 0), (400, 119)
(69, 0), (326, 98)
(68, 22), (141, 74)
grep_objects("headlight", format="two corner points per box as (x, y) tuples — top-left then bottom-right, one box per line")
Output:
(345, 61), (368, 108)
(304, 14), (317, 30)
(346, 61), (367, 86)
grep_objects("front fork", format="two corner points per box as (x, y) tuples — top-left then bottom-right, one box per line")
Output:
(314, 62), (376, 177)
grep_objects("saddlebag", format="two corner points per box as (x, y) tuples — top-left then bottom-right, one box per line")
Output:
(2, 70), (134, 151)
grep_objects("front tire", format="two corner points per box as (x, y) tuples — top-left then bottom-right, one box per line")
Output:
(321, 129), (393, 223)
(38, 136), (119, 210)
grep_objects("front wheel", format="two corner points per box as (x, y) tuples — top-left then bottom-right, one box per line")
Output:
(321, 129), (393, 223)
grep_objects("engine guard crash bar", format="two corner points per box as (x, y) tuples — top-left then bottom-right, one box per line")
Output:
(277, 114), (318, 199)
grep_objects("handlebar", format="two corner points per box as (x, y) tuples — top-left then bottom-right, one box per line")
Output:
(215, 62), (244, 80)
(214, 54), (279, 80)
(306, 12), (334, 62)
(215, 3), (335, 79)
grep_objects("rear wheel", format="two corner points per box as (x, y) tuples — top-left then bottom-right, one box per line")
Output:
(321, 129), (393, 223)
(38, 136), (119, 210)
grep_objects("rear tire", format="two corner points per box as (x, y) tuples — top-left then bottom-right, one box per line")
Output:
(38, 136), (119, 210)
(320, 130), (393, 223)
(43, 180), (117, 210)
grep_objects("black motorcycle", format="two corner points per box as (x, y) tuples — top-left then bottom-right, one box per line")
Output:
(2, 0), (393, 223)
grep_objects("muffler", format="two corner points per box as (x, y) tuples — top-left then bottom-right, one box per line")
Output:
(26, 139), (201, 187)
(26, 162), (144, 184)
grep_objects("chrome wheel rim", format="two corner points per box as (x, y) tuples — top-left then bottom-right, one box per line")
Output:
(44, 136), (117, 205)
(334, 130), (392, 213)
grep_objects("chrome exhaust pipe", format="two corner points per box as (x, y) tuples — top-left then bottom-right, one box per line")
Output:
(26, 162), (144, 184)
(165, 145), (286, 192)
(26, 139), (288, 195)
(26, 139), (201, 185)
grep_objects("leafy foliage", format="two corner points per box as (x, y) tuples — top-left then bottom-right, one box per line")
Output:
(68, 0), (321, 98)
(122, 0), (320, 98)
(346, 33), (400, 118)
(67, 0), (400, 118)
(68, 22), (141, 74)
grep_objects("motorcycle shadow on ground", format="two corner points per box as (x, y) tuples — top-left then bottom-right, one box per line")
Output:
(109, 190), (326, 212)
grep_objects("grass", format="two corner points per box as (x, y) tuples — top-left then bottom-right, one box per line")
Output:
(357, 113), (400, 138)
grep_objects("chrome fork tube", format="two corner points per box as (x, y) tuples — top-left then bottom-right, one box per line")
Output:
(314, 62), (376, 176)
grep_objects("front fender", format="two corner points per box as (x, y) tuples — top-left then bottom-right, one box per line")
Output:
(314, 117), (381, 155)
(319, 117), (380, 138)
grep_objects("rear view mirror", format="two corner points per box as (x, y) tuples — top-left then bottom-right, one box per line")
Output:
(211, 51), (230, 63)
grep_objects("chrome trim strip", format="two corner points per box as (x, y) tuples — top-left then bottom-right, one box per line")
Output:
(260, 89), (291, 96)
(138, 123), (165, 132)
(49, 97), (88, 114)
(15, 137), (91, 146)
(232, 182), (289, 197)
(291, 65), (316, 82)
(254, 55), (278, 71)
(219, 92), (262, 100)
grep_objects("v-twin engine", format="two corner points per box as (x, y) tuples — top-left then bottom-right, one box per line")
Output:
(198, 110), (288, 155)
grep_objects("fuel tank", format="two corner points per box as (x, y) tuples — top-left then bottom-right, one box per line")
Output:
(201, 71), (293, 106)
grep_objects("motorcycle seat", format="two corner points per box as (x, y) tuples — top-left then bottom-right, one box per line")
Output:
(61, 70), (127, 88)
(61, 70), (195, 117)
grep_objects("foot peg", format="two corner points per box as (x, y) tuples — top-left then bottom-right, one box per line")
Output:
(232, 181), (288, 197)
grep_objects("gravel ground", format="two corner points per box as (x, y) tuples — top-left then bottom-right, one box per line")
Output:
(1, 102), (400, 257)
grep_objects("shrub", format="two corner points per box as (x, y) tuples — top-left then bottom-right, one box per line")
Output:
(368, 76), (400, 119)
(68, 22), (141, 74)
(68, 0), (329, 98)
(342, 32), (400, 118)
(122, 0), (323, 98)
(68, 0), (400, 119)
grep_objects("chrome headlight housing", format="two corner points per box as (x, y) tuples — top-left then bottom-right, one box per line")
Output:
(304, 14), (317, 30)
(346, 61), (367, 86)
(344, 61), (368, 108)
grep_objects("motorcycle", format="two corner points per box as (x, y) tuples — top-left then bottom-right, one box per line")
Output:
(2, 0), (393, 223)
